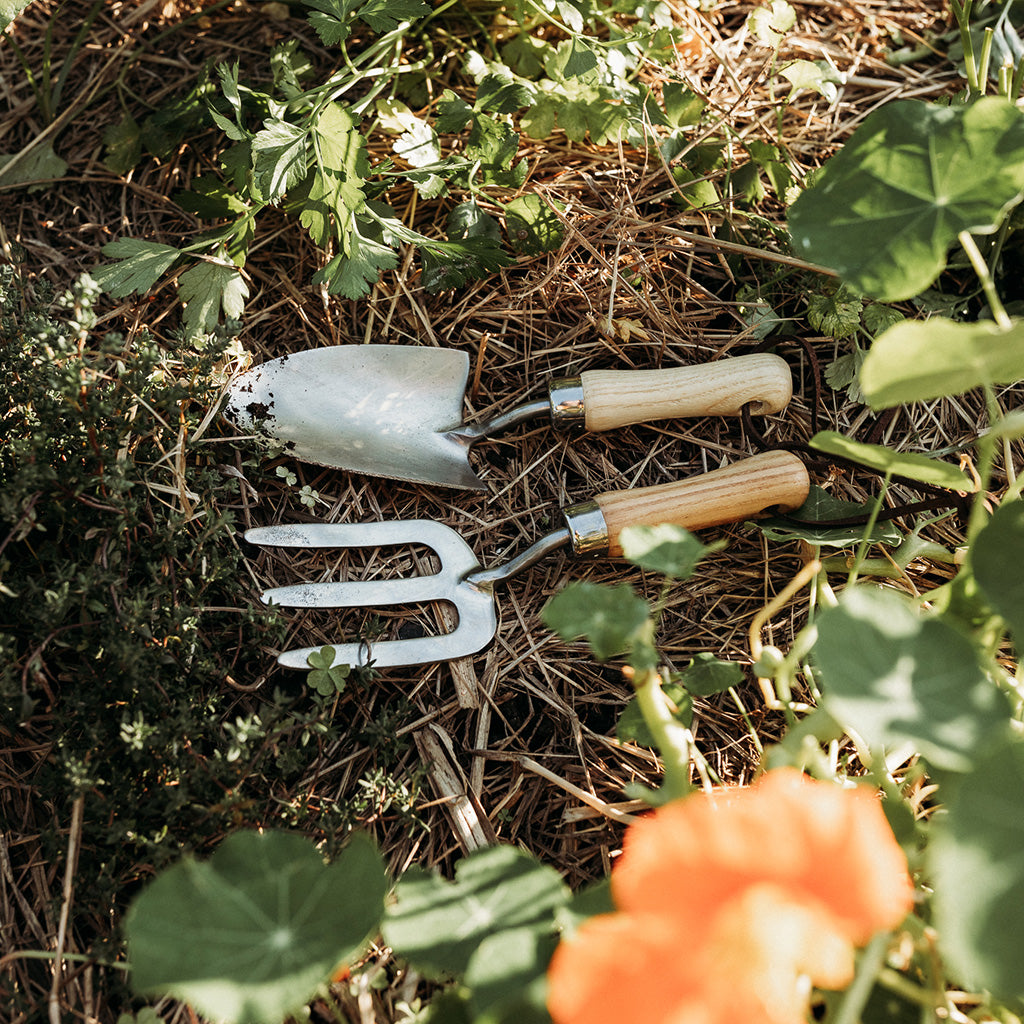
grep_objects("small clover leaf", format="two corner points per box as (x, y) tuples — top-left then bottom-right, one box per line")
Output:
(306, 646), (350, 696)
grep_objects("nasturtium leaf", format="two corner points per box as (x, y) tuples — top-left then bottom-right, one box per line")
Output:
(554, 879), (614, 939)
(178, 258), (249, 337)
(465, 926), (556, 1023)
(972, 498), (1024, 649)
(619, 524), (723, 579)
(810, 431), (973, 490)
(542, 581), (652, 662)
(503, 194), (563, 255)
(680, 652), (744, 697)
(930, 737), (1024, 1005)
(126, 830), (387, 1024)
(789, 98), (1024, 301)
(382, 845), (570, 978)
(779, 59), (840, 102)
(93, 239), (181, 298)
(860, 316), (1024, 410)
(618, 683), (692, 747)
(755, 485), (903, 547)
(812, 586), (1010, 772)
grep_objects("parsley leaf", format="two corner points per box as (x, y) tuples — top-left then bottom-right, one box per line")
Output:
(177, 257), (249, 337)
(252, 118), (309, 203)
(806, 285), (863, 339)
(313, 218), (399, 298)
(356, 0), (429, 34)
(420, 236), (515, 293)
(93, 239), (181, 297)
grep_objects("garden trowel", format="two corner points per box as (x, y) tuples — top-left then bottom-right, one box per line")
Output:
(225, 345), (793, 490)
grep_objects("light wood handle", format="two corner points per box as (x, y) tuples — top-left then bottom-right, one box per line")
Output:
(593, 451), (809, 557)
(578, 353), (793, 432)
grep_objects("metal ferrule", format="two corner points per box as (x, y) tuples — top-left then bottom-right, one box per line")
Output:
(548, 376), (586, 429)
(561, 499), (610, 557)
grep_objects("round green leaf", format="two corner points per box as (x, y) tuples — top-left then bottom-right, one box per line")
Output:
(812, 587), (1009, 772)
(789, 98), (1024, 300)
(861, 316), (1024, 409)
(126, 830), (387, 1024)
(619, 524), (724, 579)
(382, 845), (570, 978)
(972, 498), (1024, 649)
(930, 737), (1024, 1003)
(542, 581), (652, 662)
(810, 430), (973, 490)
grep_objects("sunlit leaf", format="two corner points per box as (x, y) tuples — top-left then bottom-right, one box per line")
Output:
(178, 258), (249, 337)
(810, 431), (974, 490)
(503, 193), (563, 255)
(382, 845), (570, 978)
(93, 239), (181, 298)
(789, 98), (1024, 300)
(972, 498), (1024, 649)
(931, 737), (1024, 1003)
(542, 581), (652, 662)
(126, 830), (387, 1024)
(619, 524), (724, 579)
(813, 587), (1010, 772)
(860, 316), (1024, 409)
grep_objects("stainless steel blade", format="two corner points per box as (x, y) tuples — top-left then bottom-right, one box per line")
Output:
(226, 346), (486, 489)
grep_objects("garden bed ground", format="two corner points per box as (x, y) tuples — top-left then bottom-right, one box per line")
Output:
(0, 1), (1002, 1021)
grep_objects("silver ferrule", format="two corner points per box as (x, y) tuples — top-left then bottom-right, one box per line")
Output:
(548, 376), (586, 428)
(561, 499), (610, 557)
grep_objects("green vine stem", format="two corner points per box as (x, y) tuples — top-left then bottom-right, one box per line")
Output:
(958, 230), (1012, 330)
(628, 667), (693, 800)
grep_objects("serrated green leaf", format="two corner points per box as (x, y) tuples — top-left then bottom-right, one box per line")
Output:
(178, 258), (249, 337)
(0, 0), (32, 29)
(813, 587), (1009, 772)
(661, 83), (705, 129)
(563, 37), (599, 78)
(175, 175), (249, 220)
(0, 143), (68, 191)
(824, 344), (866, 403)
(476, 72), (533, 114)
(806, 286), (863, 339)
(102, 115), (142, 175)
(357, 0), (428, 34)
(314, 225), (399, 299)
(436, 91), (475, 134)
(754, 484), (903, 547)
(810, 430), (973, 490)
(930, 737), (1024, 1003)
(382, 845), (570, 978)
(304, 0), (357, 44)
(253, 118), (308, 202)
(789, 98), (1024, 301)
(93, 239), (181, 298)
(420, 235), (514, 292)
(860, 316), (1024, 410)
(447, 200), (501, 243)
(542, 581), (652, 662)
(503, 193), (563, 255)
(466, 115), (524, 186)
(862, 303), (904, 335)
(126, 830), (387, 1024)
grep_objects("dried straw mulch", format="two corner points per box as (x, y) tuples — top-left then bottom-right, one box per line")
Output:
(1, 2), (996, 1021)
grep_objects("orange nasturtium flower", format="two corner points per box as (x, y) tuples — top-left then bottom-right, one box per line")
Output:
(547, 769), (913, 1024)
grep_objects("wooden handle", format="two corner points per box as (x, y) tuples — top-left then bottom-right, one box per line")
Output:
(593, 451), (809, 557)
(578, 353), (793, 432)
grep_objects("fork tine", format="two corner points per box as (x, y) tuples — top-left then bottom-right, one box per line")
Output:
(277, 630), (487, 670)
(262, 575), (448, 608)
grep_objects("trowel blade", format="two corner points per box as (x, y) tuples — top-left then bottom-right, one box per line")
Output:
(224, 345), (486, 489)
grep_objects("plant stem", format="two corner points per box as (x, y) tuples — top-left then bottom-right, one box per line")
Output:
(632, 668), (692, 800)
(847, 473), (890, 588)
(829, 930), (892, 1024)
(959, 230), (1012, 329)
